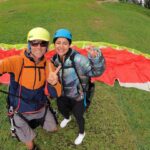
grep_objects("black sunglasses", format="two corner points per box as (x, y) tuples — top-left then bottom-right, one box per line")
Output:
(30, 41), (49, 47)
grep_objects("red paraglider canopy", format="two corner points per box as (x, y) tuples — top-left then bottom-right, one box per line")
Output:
(0, 44), (150, 91)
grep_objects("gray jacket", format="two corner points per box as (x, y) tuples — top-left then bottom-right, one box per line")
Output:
(51, 48), (105, 101)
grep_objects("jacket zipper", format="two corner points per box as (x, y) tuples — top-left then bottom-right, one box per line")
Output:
(33, 63), (36, 89)
(38, 68), (41, 81)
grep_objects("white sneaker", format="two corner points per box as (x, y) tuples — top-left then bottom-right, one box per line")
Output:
(74, 132), (85, 145)
(60, 116), (71, 128)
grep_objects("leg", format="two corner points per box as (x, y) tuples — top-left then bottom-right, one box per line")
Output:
(57, 97), (72, 128)
(43, 108), (58, 132)
(57, 97), (71, 119)
(25, 141), (34, 150)
(72, 100), (86, 145)
(13, 114), (36, 150)
(25, 141), (40, 150)
(72, 100), (85, 133)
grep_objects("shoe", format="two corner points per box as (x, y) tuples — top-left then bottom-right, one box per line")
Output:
(74, 132), (85, 145)
(60, 116), (71, 128)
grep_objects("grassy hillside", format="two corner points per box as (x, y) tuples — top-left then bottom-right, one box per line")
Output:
(0, 0), (150, 53)
(0, 83), (149, 150)
(0, 0), (150, 150)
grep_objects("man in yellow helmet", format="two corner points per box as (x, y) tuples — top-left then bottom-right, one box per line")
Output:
(0, 27), (61, 150)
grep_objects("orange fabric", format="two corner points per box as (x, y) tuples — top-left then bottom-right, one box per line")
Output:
(0, 49), (46, 89)
(0, 49), (61, 96)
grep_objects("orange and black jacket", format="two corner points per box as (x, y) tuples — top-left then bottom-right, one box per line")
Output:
(0, 49), (61, 113)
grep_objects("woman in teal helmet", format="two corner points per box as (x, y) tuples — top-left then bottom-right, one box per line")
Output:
(51, 28), (105, 145)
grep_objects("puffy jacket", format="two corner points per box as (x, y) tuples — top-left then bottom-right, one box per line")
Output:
(51, 48), (105, 101)
(0, 49), (61, 113)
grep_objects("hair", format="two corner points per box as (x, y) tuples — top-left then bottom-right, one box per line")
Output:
(53, 38), (72, 45)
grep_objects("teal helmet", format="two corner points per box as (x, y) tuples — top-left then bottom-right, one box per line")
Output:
(53, 28), (72, 44)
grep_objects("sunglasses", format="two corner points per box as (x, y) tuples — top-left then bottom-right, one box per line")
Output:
(30, 41), (49, 47)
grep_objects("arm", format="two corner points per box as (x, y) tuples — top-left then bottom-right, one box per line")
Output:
(0, 56), (20, 75)
(87, 47), (105, 76)
(74, 48), (105, 77)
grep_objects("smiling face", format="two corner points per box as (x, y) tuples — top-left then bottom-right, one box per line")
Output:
(30, 40), (49, 62)
(54, 38), (70, 59)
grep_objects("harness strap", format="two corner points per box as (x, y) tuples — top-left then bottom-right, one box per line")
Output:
(8, 108), (20, 141)
(0, 89), (23, 99)
(17, 105), (48, 129)
(70, 52), (87, 108)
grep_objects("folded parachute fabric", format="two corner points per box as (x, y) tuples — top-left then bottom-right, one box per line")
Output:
(0, 42), (150, 92)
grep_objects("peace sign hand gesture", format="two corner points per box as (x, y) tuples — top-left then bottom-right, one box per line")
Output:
(47, 63), (61, 86)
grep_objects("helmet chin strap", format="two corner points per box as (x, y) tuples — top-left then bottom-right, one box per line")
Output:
(28, 42), (31, 52)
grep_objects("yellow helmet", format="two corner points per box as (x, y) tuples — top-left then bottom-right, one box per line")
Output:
(27, 27), (50, 42)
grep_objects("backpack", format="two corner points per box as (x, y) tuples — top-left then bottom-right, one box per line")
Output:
(70, 52), (95, 109)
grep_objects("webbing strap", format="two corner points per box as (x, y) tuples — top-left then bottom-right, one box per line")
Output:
(0, 89), (24, 101)
(70, 52), (87, 108)
(17, 105), (48, 129)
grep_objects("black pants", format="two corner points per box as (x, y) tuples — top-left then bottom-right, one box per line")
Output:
(57, 96), (85, 134)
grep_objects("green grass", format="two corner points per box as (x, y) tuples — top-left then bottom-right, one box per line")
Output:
(0, 83), (150, 150)
(0, 0), (150, 53)
(0, 0), (150, 150)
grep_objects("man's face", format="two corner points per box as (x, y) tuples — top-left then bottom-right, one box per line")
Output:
(54, 38), (70, 58)
(30, 40), (49, 60)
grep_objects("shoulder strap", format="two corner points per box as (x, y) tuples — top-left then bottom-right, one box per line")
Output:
(70, 52), (88, 107)
(17, 58), (24, 83)
(51, 54), (57, 63)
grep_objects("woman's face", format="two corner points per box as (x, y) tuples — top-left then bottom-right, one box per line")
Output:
(54, 38), (70, 57)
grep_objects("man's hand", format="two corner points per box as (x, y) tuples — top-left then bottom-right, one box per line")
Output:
(47, 63), (61, 86)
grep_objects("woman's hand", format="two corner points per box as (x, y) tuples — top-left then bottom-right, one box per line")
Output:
(86, 45), (99, 58)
